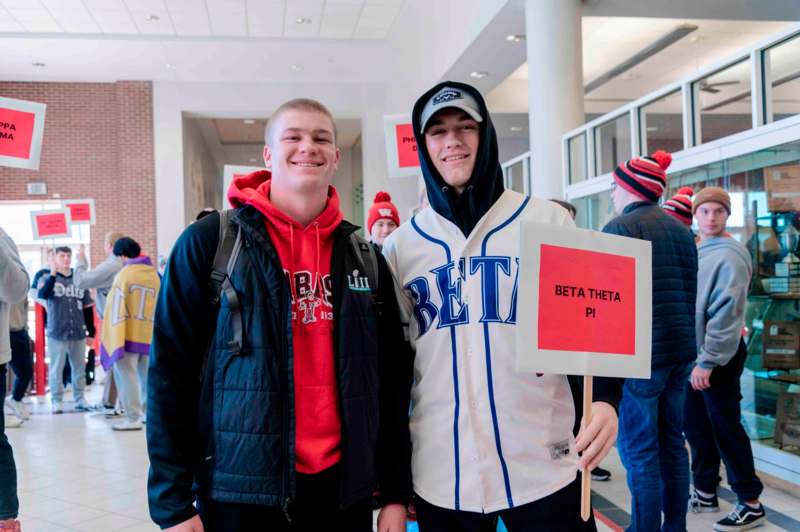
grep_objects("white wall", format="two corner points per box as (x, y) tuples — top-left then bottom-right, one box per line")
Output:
(334, 147), (354, 222)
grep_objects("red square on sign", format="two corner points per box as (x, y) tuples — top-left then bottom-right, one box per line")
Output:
(395, 124), (419, 168)
(538, 244), (636, 354)
(0, 107), (36, 159)
(66, 203), (91, 222)
(36, 213), (68, 237)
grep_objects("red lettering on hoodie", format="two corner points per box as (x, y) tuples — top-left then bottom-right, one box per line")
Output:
(228, 170), (343, 474)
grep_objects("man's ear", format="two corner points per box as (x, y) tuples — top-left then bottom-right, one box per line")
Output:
(263, 145), (272, 170)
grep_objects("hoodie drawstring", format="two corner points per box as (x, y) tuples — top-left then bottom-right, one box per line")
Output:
(314, 222), (321, 304)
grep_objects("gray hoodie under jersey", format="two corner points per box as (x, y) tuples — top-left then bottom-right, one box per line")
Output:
(696, 235), (752, 368)
(73, 253), (123, 318)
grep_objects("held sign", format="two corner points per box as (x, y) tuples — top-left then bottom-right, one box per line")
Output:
(63, 199), (96, 225)
(0, 96), (47, 170)
(31, 209), (72, 240)
(516, 223), (652, 379)
(384, 114), (420, 178)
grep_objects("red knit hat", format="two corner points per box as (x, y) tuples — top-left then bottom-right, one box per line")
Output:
(663, 187), (694, 226)
(613, 150), (672, 202)
(368, 191), (400, 232)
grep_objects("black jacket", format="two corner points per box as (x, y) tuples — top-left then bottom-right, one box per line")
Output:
(603, 201), (698, 366)
(146, 207), (413, 528)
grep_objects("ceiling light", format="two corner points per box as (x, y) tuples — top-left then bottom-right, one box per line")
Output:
(295, 17), (311, 24)
(249, 158), (257, 163)
(243, 119), (256, 125)
(290, 64), (303, 72)
(506, 34), (525, 42)
(470, 71), (488, 79)
(646, 126), (659, 132)
(165, 63), (176, 70)
(145, 14), (160, 22)
(32, 62), (46, 68)
(509, 126), (523, 132)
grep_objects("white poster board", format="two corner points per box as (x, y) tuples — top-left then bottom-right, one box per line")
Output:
(383, 114), (420, 179)
(0, 96), (47, 170)
(62, 198), (96, 225)
(515, 222), (652, 379)
(30, 209), (72, 240)
(222, 165), (265, 207)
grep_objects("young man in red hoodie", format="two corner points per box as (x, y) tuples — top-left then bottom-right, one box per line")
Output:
(147, 99), (412, 532)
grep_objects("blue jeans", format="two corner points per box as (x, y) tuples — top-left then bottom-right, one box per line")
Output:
(0, 364), (20, 520)
(617, 362), (692, 532)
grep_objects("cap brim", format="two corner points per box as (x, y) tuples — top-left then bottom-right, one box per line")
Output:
(420, 104), (483, 134)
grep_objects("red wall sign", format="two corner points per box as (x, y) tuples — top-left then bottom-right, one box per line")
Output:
(0, 107), (36, 159)
(537, 244), (636, 355)
(395, 123), (419, 168)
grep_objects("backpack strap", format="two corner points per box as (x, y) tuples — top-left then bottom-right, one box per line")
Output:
(349, 232), (379, 297)
(209, 209), (244, 355)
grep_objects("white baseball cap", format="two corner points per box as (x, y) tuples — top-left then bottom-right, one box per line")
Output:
(419, 86), (483, 134)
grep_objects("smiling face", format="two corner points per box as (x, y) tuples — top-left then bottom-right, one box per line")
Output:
(423, 108), (480, 194)
(695, 201), (730, 239)
(370, 218), (398, 246)
(263, 108), (340, 195)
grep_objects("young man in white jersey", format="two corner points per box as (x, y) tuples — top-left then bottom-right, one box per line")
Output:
(382, 82), (621, 530)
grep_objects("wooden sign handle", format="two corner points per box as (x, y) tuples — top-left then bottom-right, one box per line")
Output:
(580, 375), (593, 522)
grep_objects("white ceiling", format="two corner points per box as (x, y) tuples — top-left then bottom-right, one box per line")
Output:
(0, 0), (404, 39)
(487, 17), (797, 115)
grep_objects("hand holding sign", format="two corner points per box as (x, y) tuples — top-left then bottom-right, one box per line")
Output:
(517, 222), (652, 521)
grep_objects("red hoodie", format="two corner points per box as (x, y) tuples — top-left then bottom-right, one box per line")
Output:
(228, 170), (343, 474)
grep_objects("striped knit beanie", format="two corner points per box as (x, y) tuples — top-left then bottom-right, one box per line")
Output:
(613, 150), (672, 202)
(663, 187), (694, 226)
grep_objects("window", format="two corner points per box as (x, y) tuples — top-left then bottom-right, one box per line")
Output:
(765, 34), (800, 123)
(639, 90), (683, 155)
(568, 133), (587, 184)
(594, 114), (632, 176)
(693, 59), (752, 144)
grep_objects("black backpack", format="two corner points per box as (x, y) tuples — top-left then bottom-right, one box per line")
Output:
(207, 209), (380, 358)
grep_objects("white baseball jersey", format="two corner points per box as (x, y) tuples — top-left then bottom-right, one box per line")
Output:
(382, 190), (579, 513)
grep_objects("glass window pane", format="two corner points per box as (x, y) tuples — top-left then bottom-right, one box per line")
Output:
(594, 114), (632, 176)
(568, 133), (587, 184)
(639, 90), (684, 155)
(507, 160), (525, 193)
(572, 190), (614, 231)
(694, 59), (753, 144)
(766, 34), (800, 122)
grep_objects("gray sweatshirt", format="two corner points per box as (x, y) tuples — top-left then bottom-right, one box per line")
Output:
(73, 253), (123, 318)
(696, 235), (752, 368)
(0, 227), (30, 365)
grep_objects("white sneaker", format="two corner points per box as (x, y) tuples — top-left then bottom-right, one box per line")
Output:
(74, 400), (91, 412)
(112, 419), (143, 431)
(4, 415), (24, 428)
(52, 400), (64, 414)
(5, 397), (30, 420)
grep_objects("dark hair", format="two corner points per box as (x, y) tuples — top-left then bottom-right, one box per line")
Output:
(55, 246), (72, 254)
(195, 208), (216, 221)
(113, 237), (141, 258)
(549, 199), (577, 219)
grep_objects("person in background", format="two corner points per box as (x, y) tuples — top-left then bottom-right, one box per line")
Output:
(685, 187), (765, 531)
(368, 191), (401, 249)
(549, 198), (614, 484)
(4, 297), (32, 427)
(37, 246), (96, 413)
(100, 238), (160, 431)
(602, 151), (698, 532)
(663, 187), (695, 231)
(74, 232), (125, 415)
(0, 226), (30, 532)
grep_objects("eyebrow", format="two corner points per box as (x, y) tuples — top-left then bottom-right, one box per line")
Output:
(280, 127), (333, 136)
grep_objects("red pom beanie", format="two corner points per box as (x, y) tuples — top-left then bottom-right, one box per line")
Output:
(368, 191), (400, 232)
(663, 187), (695, 226)
(613, 150), (672, 202)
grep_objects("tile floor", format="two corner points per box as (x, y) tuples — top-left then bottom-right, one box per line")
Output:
(5, 374), (800, 531)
